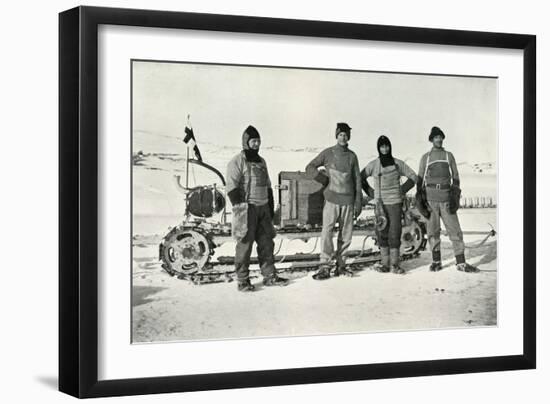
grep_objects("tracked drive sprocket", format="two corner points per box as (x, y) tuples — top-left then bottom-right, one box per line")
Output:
(159, 226), (215, 276)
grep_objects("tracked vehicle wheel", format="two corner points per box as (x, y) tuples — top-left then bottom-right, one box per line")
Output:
(160, 227), (214, 275)
(400, 220), (427, 257)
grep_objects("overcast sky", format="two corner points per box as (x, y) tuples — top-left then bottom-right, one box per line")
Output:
(132, 60), (497, 163)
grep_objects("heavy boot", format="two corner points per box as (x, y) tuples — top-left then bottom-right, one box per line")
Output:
(429, 250), (442, 272)
(312, 265), (331, 280)
(263, 273), (290, 286)
(237, 278), (255, 292)
(456, 254), (479, 273)
(333, 257), (354, 277)
(334, 265), (354, 277)
(374, 247), (390, 272)
(390, 248), (405, 274)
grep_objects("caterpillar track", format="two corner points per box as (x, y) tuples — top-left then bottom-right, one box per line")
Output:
(159, 217), (428, 284)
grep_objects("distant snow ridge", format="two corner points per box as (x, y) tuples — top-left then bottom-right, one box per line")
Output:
(133, 151), (186, 171)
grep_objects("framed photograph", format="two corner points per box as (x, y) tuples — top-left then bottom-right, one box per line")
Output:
(59, 6), (536, 398)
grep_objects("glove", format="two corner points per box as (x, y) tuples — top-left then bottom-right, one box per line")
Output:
(227, 188), (245, 205)
(415, 190), (431, 220)
(267, 188), (275, 219)
(449, 184), (461, 214)
(401, 178), (415, 194)
(361, 169), (375, 198)
(362, 180), (375, 199)
(416, 178), (424, 194)
(314, 172), (329, 187)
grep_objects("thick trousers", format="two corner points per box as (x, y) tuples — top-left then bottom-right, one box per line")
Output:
(427, 200), (465, 257)
(320, 201), (354, 267)
(376, 202), (403, 249)
(234, 203), (276, 281)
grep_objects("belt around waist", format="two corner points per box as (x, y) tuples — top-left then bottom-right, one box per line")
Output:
(426, 183), (451, 190)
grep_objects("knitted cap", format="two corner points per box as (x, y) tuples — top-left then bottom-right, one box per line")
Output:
(429, 126), (445, 141)
(335, 122), (352, 138)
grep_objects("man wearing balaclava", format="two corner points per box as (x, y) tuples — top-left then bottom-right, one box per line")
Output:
(417, 126), (478, 273)
(305, 123), (363, 280)
(226, 125), (289, 291)
(361, 135), (417, 274)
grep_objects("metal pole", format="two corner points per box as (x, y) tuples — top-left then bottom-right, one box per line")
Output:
(185, 146), (189, 189)
(185, 114), (191, 190)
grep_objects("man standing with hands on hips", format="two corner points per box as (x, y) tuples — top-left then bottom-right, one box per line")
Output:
(306, 122), (363, 280)
(361, 135), (417, 274)
(416, 126), (479, 273)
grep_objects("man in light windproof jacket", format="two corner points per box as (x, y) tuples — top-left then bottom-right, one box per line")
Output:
(226, 125), (289, 291)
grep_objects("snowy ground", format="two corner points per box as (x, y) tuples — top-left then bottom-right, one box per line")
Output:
(132, 209), (497, 343)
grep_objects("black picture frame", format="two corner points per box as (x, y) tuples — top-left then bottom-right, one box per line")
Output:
(59, 6), (536, 399)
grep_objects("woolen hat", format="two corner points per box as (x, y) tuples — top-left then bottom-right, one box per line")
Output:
(429, 126), (445, 141)
(335, 122), (352, 138)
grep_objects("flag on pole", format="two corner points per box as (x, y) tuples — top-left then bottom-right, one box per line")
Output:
(183, 115), (203, 161)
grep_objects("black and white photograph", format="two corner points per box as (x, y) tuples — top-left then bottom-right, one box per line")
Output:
(3, 0), (544, 401)
(131, 60), (498, 343)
